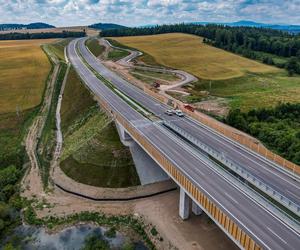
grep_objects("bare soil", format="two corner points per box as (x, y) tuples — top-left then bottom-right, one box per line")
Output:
(195, 97), (230, 117)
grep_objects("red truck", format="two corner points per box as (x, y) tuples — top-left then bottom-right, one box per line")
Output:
(183, 104), (195, 112)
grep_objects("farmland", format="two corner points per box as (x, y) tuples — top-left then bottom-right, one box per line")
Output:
(112, 33), (300, 111)
(113, 33), (278, 80)
(0, 39), (53, 237)
(0, 39), (53, 167)
(0, 39), (53, 113)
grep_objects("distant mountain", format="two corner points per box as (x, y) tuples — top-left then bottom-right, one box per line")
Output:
(89, 23), (127, 30)
(192, 20), (300, 34)
(0, 22), (55, 31)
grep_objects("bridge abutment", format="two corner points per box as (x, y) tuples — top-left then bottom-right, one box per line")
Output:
(116, 121), (134, 146)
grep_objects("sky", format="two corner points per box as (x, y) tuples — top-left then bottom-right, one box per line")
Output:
(1, 0), (300, 27)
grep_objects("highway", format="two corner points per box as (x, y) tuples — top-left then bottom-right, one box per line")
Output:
(77, 37), (300, 209)
(68, 38), (300, 249)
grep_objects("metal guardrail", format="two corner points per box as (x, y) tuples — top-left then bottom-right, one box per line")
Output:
(163, 120), (300, 217)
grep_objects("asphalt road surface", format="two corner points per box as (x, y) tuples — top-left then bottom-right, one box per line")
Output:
(79, 37), (300, 209)
(68, 38), (300, 249)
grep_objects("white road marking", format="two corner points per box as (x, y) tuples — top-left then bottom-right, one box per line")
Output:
(224, 192), (239, 205)
(267, 227), (288, 245)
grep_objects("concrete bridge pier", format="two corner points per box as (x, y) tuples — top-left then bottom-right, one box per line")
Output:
(179, 188), (190, 220)
(192, 200), (203, 215)
(179, 188), (203, 220)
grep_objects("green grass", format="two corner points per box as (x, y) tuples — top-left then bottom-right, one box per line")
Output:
(189, 71), (300, 111)
(37, 62), (67, 187)
(61, 67), (96, 133)
(46, 39), (71, 62)
(60, 66), (140, 188)
(0, 109), (37, 169)
(107, 49), (130, 61)
(130, 72), (155, 84)
(86, 39), (105, 57)
(132, 68), (179, 81)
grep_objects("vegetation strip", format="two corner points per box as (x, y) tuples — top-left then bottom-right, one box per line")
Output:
(76, 42), (154, 119)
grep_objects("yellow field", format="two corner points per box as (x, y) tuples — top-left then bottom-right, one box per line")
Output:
(0, 39), (54, 113)
(113, 33), (279, 80)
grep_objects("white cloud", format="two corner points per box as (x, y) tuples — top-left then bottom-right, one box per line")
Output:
(0, 0), (299, 26)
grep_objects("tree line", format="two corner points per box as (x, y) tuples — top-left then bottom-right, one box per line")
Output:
(0, 30), (86, 40)
(225, 103), (300, 165)
(101, 23), (300, 75)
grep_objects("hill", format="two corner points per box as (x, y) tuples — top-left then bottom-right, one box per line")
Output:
(112, 33), (300, 111)
(114, 33), (278, 80)
(89, 22), (127, 30)
(193, 20), (300, 34)
(0, 22), (55, 31)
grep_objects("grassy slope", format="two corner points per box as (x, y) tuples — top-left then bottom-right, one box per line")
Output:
(107, 49), (130, 61)
(191, 72), (300, 111)
(86, 39), (105, 57)
(132, 68), (179, 81)
(114, 33), (300, 111)
(60, 68), (140, 188)
(0, 39), (54, 113)
(114, 33), (278, 80)
(46, 39), (71, 61)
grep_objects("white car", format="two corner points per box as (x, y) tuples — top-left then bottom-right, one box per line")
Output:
(175, 109), (184, 117)
(165, 109), (173, 116)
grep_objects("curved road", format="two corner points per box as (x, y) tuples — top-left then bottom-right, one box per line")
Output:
(68, 38), (300, 249)
(80, 38), (300, 208)
(102, 38), (197, 90)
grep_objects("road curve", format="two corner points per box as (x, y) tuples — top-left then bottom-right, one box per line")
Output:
(80, 38), (300, 208)
(102, 38), (197, 90)
(69, 37), (300, 249)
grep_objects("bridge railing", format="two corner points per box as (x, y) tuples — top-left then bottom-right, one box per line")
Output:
(163, 120), (300, 217)
(92, 88), (262, 249)
(147, 88), (300, 177)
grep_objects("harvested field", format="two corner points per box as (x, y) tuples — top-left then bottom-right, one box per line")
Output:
(0, 39), (54, 113)
(113, 33), (279, 80)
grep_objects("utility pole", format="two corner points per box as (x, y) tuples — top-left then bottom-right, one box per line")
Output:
(16, 105), (20, 117)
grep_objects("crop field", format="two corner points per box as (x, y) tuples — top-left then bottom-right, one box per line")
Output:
(113, 33), (279, 80)
(0, 39), (54, 113)
(114, 33), (300, 111)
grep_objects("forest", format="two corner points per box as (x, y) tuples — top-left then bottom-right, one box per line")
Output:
(226, 103), (300, 165)
(0, 22), (55, 31)
(101, 24), (300, 74)
(0, 30), (86, 40)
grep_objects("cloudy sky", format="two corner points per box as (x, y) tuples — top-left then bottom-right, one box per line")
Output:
(1, 0), (300, 27)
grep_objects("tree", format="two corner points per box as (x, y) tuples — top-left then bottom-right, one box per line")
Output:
(286, 57), (300, 76)
(81, 233), (110, 250)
